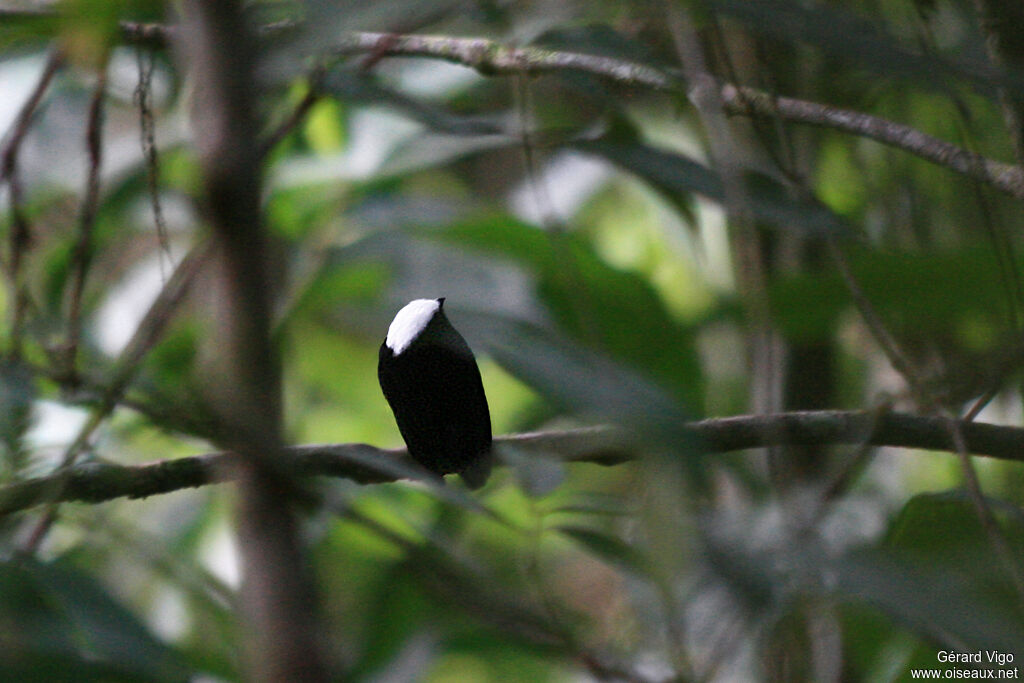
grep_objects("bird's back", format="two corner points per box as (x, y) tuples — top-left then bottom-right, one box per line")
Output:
(378, 337), (491, 477)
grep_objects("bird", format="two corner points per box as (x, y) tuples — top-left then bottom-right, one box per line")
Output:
(378, 298), (493, 488)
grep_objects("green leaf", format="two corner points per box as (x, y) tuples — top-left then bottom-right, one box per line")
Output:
(545, 491), (633, 517)
(348, 566), (431, 679)
(266, 184), (344, 241)
(835, 549), (1024, 654)
(831, 491), (1024, 654)
(0, 361), (35, 480)
(429, 217), (703, 408)
(0, 558), (190, 682)
(58, 0), (123, 67)
(709, 0), (1005, 93)
(303, 97), (346, 154)
(0, 560), (81, 677)
(322, 70), (502, 137)
(0, 15), (59, 51)
(36, 558), (190, 681)
(286, 260), (391, 324)
(143, 322), (199, 386)
(886, 491), (1024, 599)
(573, 137), (848, 236)
(769, 243), (1015, 341)
(557, 524), (650, 576)
(468, 313), (693, 450)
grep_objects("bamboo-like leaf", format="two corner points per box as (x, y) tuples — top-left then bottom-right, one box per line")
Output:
(574, 137), (849, 236)
(557, 524), (651, 576)
(0, 558), (189, 682)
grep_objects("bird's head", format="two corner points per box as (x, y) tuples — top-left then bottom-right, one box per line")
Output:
(385, 298), (446, 355)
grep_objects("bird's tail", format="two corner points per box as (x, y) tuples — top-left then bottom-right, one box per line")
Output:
(458, 448), (493, 490)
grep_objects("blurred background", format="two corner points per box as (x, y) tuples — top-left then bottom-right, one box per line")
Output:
(0, 0), (1023, 680)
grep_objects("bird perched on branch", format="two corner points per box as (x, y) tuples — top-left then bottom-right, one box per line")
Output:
(378, 298), (493, 488)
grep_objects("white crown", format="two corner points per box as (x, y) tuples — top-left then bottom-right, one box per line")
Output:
(385, 299), (441, 355)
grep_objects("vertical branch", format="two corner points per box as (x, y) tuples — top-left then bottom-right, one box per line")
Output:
(942, 415), (1024, 605)
(133, 47), (171, 273)
(1, 49), (64, 359)
(664, 4), (778, 408)
(665, 4), (787, 479)
(65, 65), (109, 373)
(177, 2), (328, 681)
(258, 64), (326, 160)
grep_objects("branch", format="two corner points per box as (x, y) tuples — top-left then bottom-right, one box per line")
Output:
(87, 19), (1024, 200)
(0, 48), (64, 359)
(329, 32), (1024, 199)
(327, 32), (1024, 200)
(7, 11), (1022, 197)
(64, 65), (108, 371)
(718, 84), (1024, 199)
(328, 31), (676, 88)
(178, 1), (327, 680)
(19, 241), (210, 554)
(2, 410), (1023, 515)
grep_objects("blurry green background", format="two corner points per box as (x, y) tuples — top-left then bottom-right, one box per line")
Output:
(0, 0), (1022, 680)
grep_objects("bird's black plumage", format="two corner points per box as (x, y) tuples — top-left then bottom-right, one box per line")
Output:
(378, 299), (492, 488)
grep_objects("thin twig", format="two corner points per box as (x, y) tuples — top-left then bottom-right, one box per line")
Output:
(826, 237), (929, 400)
(258, 64), (326, 159)
(819, 402), (892, 504)
(512, 72), (601, 346)
(1, 49), (65, 359)
(0, 46), (65, 191)
(6, 15), (1021, 200)
(941, 413), (1024, 605)
(133, 47), (172, 275)
(20, 243), (210, 553)
(828, 241), (1024, 604)
(64, 65), (109, 374)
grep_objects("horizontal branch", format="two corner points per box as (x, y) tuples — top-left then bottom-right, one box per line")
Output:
(328, 31), (677, 89)
(4, 12), (1020, 199)
(1, 410), (1022, 515)
(719, 84), (1024, 199)
(325, 31), (1024, 199)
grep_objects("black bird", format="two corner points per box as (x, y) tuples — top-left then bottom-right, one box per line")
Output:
(378, 298), (492, 488)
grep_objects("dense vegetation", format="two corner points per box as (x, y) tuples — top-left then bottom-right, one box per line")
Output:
(0, 1), (1022, 681)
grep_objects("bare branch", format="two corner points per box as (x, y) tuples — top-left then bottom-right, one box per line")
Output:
(64, 65), (109, 372)
(8, 14), (1021, 199)
(133, 47), (171, 270)
(3, 411), (1024, 516)
(1, 49), (64, 359)
(719, 84), (1024, 200)
(330, 31), (676, 88)
(258, 64), (326, 160)
(323, 32), (1024, 199)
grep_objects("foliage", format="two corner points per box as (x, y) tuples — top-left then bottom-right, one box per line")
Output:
(0, 0), (1022, 680)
